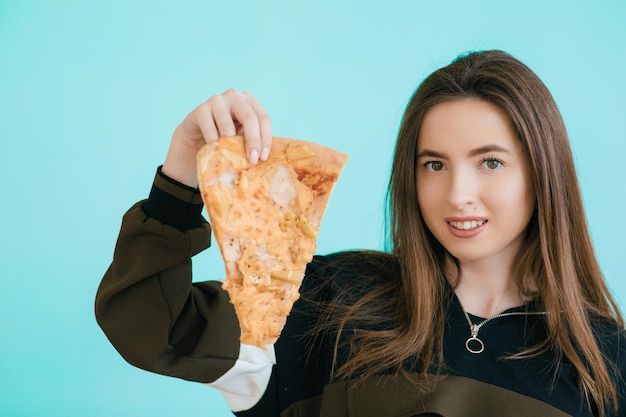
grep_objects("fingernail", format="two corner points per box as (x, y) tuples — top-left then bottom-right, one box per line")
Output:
(260, 147), (270, 161)
(249, 149), (259, 164)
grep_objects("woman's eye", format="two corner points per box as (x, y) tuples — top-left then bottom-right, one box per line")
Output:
(425, 161), (444, 172)
(482, 158), (503, 170)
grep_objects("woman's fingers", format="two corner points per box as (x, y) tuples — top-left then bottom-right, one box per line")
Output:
(242, 91), (272, 161)
(211, 90), (239, 138)
(201, 89), (272, 163)
(180, 89), (272, 164)
(192, 101), (220, 144)
(228, 92), (262, 163)
(163, 89), (272, 186)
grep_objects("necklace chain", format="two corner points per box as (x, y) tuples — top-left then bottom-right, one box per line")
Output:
(461, 307), (546, 354)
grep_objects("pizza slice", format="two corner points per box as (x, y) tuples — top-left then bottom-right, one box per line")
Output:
(196, 135), (348, 348)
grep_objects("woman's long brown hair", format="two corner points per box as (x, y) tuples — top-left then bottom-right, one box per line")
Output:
(321, 50), (624, 415)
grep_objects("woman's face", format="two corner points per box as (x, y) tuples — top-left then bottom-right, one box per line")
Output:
(416, 98), (536, 268)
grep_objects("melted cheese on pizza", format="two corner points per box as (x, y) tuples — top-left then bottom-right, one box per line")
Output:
(197, 136), (347, 348)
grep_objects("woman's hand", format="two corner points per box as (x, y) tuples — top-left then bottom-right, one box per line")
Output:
(162, 89), (272, 187)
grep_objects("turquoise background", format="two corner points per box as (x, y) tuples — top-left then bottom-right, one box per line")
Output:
(1, 0), (625, 415)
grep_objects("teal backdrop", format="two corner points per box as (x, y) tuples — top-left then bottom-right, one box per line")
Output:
(1, 1), (625, 415)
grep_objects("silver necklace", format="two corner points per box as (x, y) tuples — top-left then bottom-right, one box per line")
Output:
(460, 307), (546, 354)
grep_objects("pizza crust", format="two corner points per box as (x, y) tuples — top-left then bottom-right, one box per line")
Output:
(197, 136), (348, 348)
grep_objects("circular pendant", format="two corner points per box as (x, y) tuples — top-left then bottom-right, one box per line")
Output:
(465, 336), (485, 354)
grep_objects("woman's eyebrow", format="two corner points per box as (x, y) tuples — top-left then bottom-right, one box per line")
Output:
(417, 144), (509, 159)
(416, 149), (447, 159)
(468, 144), (510, 156)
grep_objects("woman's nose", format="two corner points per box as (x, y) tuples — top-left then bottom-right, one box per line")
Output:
(447, 169), (477, 210)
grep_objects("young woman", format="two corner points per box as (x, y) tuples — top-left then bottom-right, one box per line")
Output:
(96, 50), (626, 417)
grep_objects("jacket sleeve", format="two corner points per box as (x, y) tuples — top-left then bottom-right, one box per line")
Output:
(95, 167), (241, 383)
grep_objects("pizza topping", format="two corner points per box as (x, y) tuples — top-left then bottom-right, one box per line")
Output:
(222, 236), (241, 262)
(268, 165), (298, 210)
(270, 269), (302, 285)
(295, 168), (338, 195)
(280, 212), (298, 230)
(205, 183), (230, 217)
(286, 143), (315, 161)
(245, 273), (263, 286)
(296, 214), (318, 238)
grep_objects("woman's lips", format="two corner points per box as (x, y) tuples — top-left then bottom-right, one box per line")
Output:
(445, 218), (488, 238)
